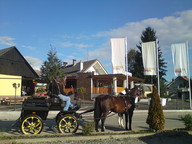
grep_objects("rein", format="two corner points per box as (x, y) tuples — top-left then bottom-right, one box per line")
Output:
(95, 112), (118, 120)
(78, 108), (117, 120)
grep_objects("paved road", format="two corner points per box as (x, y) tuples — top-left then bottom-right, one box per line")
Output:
(0, 109), (191, 135)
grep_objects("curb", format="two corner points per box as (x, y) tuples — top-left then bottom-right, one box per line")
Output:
(134, 109), (192, 113)
(0, 132), (155, 144)
(1, 131), (192, 144)
(0, 109), (191, 121)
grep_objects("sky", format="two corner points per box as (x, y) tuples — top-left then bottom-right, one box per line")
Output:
(0, 0), (192, 82)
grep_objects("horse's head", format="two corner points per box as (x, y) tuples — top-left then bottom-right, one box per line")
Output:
(119, 86), (144, 99)
(130, 85), (144, 98)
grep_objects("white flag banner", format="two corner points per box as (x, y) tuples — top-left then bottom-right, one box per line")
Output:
(171, 43), (188, 76)
(111, 38), (126, 74)
(141, 41), (157, 75)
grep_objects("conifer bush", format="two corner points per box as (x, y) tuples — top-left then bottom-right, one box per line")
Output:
(146, 86), (165, 131)
(180, 114), (192, 130)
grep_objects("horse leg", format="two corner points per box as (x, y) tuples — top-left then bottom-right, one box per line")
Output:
(101, 112), (108, 132)
(94, 117), (100, 132)
(124, 112), (129, 130)
(94, 111), (102, 132)
(128, 108), (134, 130)
(94, 97), (101, 132)
(118, 113), (124, 128)
(94, 112), (102, 132)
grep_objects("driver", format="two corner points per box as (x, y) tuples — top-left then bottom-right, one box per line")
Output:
(49, 76), (77, 111)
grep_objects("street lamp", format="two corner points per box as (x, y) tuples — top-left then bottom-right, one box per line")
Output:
(13, 83), (20, 111)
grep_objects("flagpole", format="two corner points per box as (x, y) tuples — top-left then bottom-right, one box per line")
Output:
(156, 39), (160, 96)
(125, 37), (129, 90)
(186, 41), (192, 109)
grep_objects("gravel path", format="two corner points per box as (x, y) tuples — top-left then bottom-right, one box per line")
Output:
(1, 131), (192, 144)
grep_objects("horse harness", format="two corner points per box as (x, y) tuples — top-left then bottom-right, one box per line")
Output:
(124, 96), (132, 111)
(117, 95), (132, 112)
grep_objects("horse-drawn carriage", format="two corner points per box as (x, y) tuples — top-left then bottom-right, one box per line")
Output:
(19, 95), (81, 135)
(17, 85), (143, 135)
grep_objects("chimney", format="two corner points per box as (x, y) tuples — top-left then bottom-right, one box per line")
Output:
(73, 59), (77, 66)
(63, 62), (68, 67)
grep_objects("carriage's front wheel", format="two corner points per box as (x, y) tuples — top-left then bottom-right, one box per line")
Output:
(20, 114), (43, 135)
(57, 114), (78, 133)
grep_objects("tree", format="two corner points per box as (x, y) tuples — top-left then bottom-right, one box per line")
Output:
(133, 27), (167, 85)
(128, 49), (137, 74)
(146, 86), (165, 131)
(129, 48), (144, 79)
(160, 79), (168, 98)
(40, 48), (64, 82)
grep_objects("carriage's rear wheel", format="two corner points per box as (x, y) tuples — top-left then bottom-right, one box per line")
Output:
(20, 114), (43, 135)
(57, 114), (78, 133)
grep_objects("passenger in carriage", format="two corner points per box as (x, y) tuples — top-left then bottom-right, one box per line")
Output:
(49, 76), (77, 111)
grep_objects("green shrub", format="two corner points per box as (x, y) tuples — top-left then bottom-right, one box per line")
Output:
(36, 88), (46, 93)
(82, 122), (94, 135)
(180, 114), (192, 130)
(146, 86), (165, 131)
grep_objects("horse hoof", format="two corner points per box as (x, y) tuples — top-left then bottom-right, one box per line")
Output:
(95, 129), (99, 132)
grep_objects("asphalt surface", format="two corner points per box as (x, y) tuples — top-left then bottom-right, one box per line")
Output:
(0, 99), (191, 135)
(0, 100), (192, 144)
(0, 109), (192, 135)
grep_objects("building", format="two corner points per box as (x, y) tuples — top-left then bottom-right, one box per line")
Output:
(62, 59), (108, 76)
(167, 76), (192, 99)
(0, 46), (38, 97)
(63, 59), (143, 100)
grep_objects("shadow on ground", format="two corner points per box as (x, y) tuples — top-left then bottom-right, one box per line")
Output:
(139, 131), (192, 144)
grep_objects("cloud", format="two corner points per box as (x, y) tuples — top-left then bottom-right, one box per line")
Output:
(21, 45), (36, 51)
(55, 10), (192, 77)
(24, 56), (43, 70)
(88, 41), (111, 61)
(90, 9), (192, 62)
(0, 36), (16, 46)
(61, 34), (90, 40)
(60, 42), (91, 48)
(62, 55), (75, 63)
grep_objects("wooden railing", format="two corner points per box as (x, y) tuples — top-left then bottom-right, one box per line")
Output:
(117, 87), (126, 93)
(64, 87), (126, 94)
(64, 88), (75, 94)
(92, 87), (125, 94)
(92, 87), (112, 94)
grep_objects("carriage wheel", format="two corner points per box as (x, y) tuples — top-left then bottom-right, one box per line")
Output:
(57, 114), (78, 133)
(20, 114), (43, 135)
(55, 112), (63, 123)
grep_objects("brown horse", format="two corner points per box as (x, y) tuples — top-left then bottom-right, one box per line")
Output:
(94, 86), (143, 132)
(118, 85), (144, 130)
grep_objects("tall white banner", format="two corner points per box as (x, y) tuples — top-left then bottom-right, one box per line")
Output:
(141, 41), (157, 75)
(171, 43), (188, 76)
(111, 38), (126, 74)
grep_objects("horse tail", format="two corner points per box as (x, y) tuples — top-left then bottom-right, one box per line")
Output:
(94, 96), (102, 120)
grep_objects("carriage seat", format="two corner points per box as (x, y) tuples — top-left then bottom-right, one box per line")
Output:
(47, 94), (80, 111)
(48, 94), (65, 110)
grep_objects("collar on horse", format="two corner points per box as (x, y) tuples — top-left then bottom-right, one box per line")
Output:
(121, 96), (132, 111)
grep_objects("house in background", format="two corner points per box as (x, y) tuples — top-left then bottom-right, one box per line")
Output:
(62, 59), (108, 91)
(167, 76), (192, 99)
(0, 46), (38, 97)
(62, 59), (108, 76)
(62, 59), (143, 100)
(62, 59), (108, 99)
